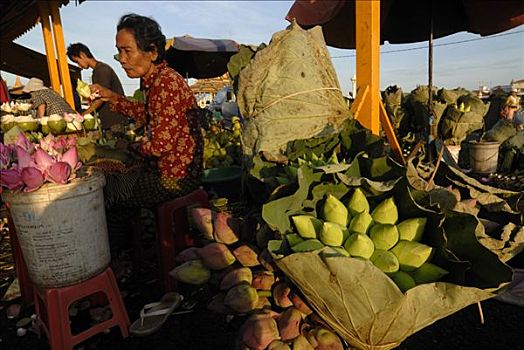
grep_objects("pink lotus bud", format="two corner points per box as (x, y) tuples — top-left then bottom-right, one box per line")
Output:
(0, 143), (14, 169)
(46, 162), (72, 184)
(15, 146), (36, 170)
(0, 169), (23, 190)
(16, 133), (34, 153)
(61, 147), (81, 170)
(63, 113), (74, 122)
(53, 137), (68, 153)
(39, 134), (56, 152)
(21, 167), (44, 192)
(34, 148), (55, 171)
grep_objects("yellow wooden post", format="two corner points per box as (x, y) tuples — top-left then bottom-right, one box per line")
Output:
(38, 2), (61, 94)
(48, 0), (74, 107)
(355, 0), (380, 134)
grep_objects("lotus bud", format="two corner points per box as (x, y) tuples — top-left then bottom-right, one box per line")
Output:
(371, 197), (398, 225)
(241, 312), (280, 350)
(197, 242), (236, 270)
(233, 244), (260, 267)
(220, 268), (253, 290)
(306, 328), (344, 350)
(369, 224), (399, 250)
(348, 211), (373, 234)
(207, 293), (232, 314)
(225, 284), (259, 313)
(256, 296), (272, 310)
(190, 208), (215, 240)
(175, 247), (200, 264)
(292, 215), (322, 239)
(15, 146), (36, 169)
(322, 194), (349, 226)
(390, 241), (433, 272)
(268, 340), (292, 350)
(321, 246), (350, 258)
(0, 169), (23, 190)
(76, 79), (92, 99)
(390, 271), (416, 292)
(21, 167), (44, 192)
(16, 133), (34, 153)
(319, 222), (344, 247)
(292, 335), (314, 350)
(46, 161), (72, 184)
(397, 217), (427, 242)
(370, 249), (399, 274)
(347, 188), (369, 216)
(290, 290), (313, 316)
(66, 120), (83, 132)
(291, 239), (325, 253)
(410, 262), (448, 284)
(213, 212), (240, 245)
(169, 259), (211, 285)
(273, 281), (293, 308)
(277, 307), (303, 341)
(258, 250), (277, 272)
(286, 233), (305, 247)
(61, 147), (81, 170)
(34, 148), (55, 171)
(252, 271), (275, 291)
(344, 234), (375, 259)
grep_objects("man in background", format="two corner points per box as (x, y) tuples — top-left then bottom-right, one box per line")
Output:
(67, 42), (127, 129)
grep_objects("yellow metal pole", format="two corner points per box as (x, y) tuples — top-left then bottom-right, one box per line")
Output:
(355, 0), (380, 134)
(38, 2), (61, 94)
(49, 0), (74, 107)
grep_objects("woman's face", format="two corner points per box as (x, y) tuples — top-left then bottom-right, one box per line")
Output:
(116, 29), (157, 79)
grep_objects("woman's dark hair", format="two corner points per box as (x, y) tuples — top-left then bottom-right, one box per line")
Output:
(66, 43), (93, 60)
(117, 14), (166, 64)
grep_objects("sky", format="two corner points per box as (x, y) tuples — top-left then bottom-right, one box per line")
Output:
(2, 0), (523, 96)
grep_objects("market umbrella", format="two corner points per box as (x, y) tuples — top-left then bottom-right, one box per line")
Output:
(287, 0), (524, 137)
(165, 36), (239, 79)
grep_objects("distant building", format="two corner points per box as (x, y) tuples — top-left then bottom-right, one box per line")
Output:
(511, 78), (524, 95)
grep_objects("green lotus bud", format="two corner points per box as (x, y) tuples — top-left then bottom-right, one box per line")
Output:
(397, 217), (427, 242)
(292, 215), (323, 239)
(390, 271), (416, 292)
(252, 271), (275, 291)
(225, 284), (259, 313)
(76, 79), (91, 99)
(220, 267), (253, 290)
(390, 241), (433, 272)
(410, 262), (448, 284)
(256, 296), (272, 310)
(286, 233), (305, 247)
(347, 188), (370, 216)
(369, 224), (399, 250)
(371, 197), (398, 225)
(268, 340), (291, 350)
(233, 244), (260, 267)
(323, 194), (349, 226)
(207, 293), (232, 314)
(370, 249), (399, 274)
(291, 239), (325, 253)
(169, 259), (211, 285)
(292, 335), (314, 350)
(197, 242), (236, 270)
(319, 222), (344, 247)
(321, 246), (350, 258)
(348, 211), (373, 234)
(277, 307), (303, 341)
(344, 233), (375, 259)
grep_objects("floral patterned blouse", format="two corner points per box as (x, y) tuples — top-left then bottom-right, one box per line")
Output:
(111, 62), (202, 181)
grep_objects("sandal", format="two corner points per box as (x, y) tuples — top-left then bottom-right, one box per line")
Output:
(129, 292), (183, 336)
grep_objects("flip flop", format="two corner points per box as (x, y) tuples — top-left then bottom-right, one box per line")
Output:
(129, 292), (183, 336)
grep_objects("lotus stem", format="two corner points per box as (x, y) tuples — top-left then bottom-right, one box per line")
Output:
(477, 302), (484, 325)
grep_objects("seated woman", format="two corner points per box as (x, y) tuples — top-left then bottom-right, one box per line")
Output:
(91, 13), (203, 208)
(22, 78), (76, 117)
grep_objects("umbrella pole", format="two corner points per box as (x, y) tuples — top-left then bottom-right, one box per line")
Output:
(428, 3), (435, 142)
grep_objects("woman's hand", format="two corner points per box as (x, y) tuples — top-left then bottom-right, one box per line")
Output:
(89, 84), (120, 105)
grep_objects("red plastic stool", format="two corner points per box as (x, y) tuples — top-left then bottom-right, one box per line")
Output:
(157, 187), (209, 292)
(33, 267), (130, 350)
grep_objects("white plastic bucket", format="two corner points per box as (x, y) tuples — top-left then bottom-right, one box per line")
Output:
(468, 141), (500, 174)
(2, 168), (110, 288)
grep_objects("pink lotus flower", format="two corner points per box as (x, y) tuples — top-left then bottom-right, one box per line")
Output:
(60, 147), (81, 170)
(63, 113), (75, 123)
(34, 148), (56, 171)
(15, 146), (36, 170)
(74, 114), (84, 123)
(16, 133), (34, 153)
(0, 169), (23, 190)
(39, 134), (56, 153)
(46, 162), (72, 184)
(0, 143), (14, 169)
(52, 137), (68, 154)
(21, 167), (44, 192)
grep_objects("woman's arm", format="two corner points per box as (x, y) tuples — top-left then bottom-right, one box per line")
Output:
(37, 104), (46, 118)
(89, 83), (147, 123)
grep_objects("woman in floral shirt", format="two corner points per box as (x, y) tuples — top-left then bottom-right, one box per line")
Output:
(92, 14), (203, 207)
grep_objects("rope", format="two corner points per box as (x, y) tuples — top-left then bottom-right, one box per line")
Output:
(250, 87), (342, 118)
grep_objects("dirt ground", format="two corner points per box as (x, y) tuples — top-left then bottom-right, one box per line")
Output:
(1, 214), (524, 350)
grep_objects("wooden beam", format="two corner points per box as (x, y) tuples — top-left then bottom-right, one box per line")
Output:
(38, 2), (60, 94)
(49, 0), (74, 108)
